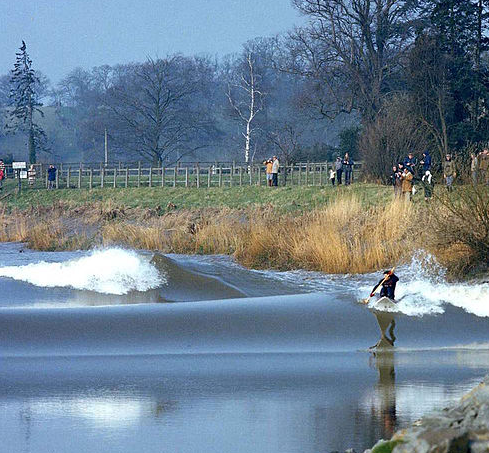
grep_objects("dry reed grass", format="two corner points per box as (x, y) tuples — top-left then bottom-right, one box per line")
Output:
(101, 195), (420, 274)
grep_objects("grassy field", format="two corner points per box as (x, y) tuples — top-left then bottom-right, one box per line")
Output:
(2, 183), (394, 212)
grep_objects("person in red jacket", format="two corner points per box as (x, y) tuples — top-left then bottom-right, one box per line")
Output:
(0, 160), (5, 191)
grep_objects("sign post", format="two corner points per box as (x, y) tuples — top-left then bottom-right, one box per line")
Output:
(12, 162), (27, 194)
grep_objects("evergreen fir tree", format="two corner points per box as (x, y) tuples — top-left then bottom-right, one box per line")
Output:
(6, 41), (47, 163)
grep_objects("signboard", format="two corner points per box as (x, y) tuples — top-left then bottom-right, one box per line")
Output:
(19, 171), (28, 179)
(12, 161), (26, 169)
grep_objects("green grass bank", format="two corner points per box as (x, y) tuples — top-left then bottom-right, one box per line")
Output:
(2, 183), (394, 212)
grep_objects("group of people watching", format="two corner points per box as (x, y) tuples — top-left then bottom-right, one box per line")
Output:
(470, 149), (489, 185)
(389, 151), (462, 201)
(329, 153), (355, 186)
(263, 156), (280, 187)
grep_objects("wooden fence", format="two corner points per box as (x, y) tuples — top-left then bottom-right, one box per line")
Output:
(2, 161), (363, 190)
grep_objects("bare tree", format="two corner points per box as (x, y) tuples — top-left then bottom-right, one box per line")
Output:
(408, 32), (453, 162)
(288, 0), (420, 122)
(105, 56), (214, 164)
(360, 94), (429, 181)
(226, 51), (266, 163)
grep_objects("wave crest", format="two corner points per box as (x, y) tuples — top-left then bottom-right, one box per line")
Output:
(0, 248), (164, 295)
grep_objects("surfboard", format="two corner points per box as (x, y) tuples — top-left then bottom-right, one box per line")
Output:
(372, 296), (397, 311)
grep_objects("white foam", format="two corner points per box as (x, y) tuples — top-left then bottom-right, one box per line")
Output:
(361, 252), (489, 317)
(0, 248), (165, 295)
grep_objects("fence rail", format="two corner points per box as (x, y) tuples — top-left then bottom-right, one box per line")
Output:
(0, 161), (363, 191)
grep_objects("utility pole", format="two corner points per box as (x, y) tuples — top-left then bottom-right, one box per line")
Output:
(104, 128), (108, 166)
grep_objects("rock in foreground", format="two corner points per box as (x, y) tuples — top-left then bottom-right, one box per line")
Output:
(367, 375), (489, 453)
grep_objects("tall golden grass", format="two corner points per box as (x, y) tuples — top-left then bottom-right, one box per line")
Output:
(0, 208), (92, 251)
(102, 195), (419, 274)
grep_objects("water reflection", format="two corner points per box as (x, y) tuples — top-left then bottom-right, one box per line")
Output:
(369, 310), (398, 438)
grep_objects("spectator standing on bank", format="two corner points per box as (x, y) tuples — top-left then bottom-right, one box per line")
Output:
(401, 167), (414, 201)
(0, 160), (5, 191)
(421, 171), (434, 202)
(329, 166), (336, 186)
(443, 154), (456, 192)
(470, 153), (478, 184)
(271, 156), (279, 187)
(264, 159), (273, 187)
(390, 165), (401, 197)
(420, 151), (432, 173)
(47, 165), (56, 189)
(335, 157), (343, 185)
(28, 164), (36, 186)
(478, 149), (489, 185)
(403, 152), (418, 175)
(343, 153), (354, 185)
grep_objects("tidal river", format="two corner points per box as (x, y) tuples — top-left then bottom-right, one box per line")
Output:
(0, 243), (488, 453)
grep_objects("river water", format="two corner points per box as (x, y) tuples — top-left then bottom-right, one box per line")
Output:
(0, 243), (488, 453)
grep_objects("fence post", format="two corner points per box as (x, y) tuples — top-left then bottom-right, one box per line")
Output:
(101, 167), (104, 188)
(66, 167), (71, 188)
(55, 167), (59, 189)
(161, 167), (165, 187)
(208, 166), (211, 188)
(258, 165), (261, 186)
(125, 168), (129, 188)
(45, 169), (48, 189)
(89, 168), (93, 189)
(305, 162), (309, 186)
(196, 164), (200, 188)
(113, 168), (117, 188)
(249, 165), (252, 186)
(239, 166), (243, 186)
(185, 167), (189, 188)
(149, 167), (153, 187)
(78, 166), (82, 189)
(137, 162), (141, 188)
(173, 167), (177, 187)
(319, 163), (323, 186)
(218, 165), (222, 187)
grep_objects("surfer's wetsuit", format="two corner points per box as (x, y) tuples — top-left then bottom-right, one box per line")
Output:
(379, 274), (399, 300)
(371, 273), (399, 300)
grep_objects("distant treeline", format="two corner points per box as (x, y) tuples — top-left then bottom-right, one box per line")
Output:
(2, 0), (489, 179)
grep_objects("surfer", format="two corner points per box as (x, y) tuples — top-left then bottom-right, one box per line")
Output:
(370, 270), (399, 301)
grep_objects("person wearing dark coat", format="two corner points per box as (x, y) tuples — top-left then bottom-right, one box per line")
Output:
(335, 157), (343, 185)
(390, 166), (401, 197)
(420, 151), (432, 172)
(403, 153), (418, 174)
(47, 165), (56, 189)
(370, 270), (399, 300)
(343, 153), (354, 185)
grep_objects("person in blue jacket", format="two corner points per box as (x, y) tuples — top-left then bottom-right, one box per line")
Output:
(420, 151), (432, 172)
(403, 152), (417, 174)
(47, 165), (57, 189)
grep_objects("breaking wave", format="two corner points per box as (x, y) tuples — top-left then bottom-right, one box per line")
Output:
(361, 252), (489, 317)
(0, 248), (164, 295)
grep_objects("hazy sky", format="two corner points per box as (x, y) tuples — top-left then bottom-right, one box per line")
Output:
(1, 0), (303, 83)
